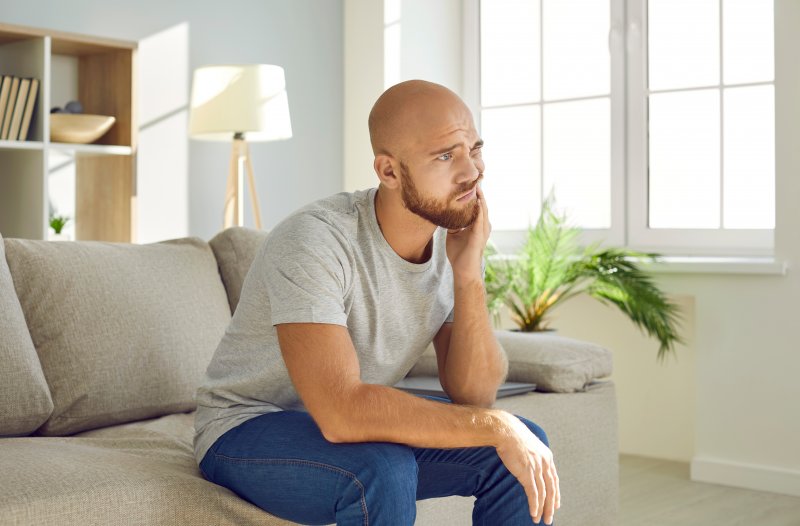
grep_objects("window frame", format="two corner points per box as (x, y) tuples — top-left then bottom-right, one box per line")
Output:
(465, 0), (775, 257)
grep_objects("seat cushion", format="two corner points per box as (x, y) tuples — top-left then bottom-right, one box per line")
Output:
(209, 227), (269, 313)
(408, 329), (613, 393)
(3, 237), (231, 436)
(0, 412), (295, 525)
(0, 233), (53, 436)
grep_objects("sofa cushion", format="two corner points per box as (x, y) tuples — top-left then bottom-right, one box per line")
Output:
(0, 412), (294, 525)
(3, 237), (231, 436)
(0, 233), (53, 436)
(408, 329), (613, 393)
(209, 227), (269, 313)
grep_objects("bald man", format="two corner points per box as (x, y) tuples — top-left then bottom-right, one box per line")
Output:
(194, 80), (560, 525)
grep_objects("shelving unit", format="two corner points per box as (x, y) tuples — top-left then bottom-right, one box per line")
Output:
(0, 22), (137, 242)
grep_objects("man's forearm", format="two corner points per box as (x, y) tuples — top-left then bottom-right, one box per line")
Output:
(327, 382), (510, 448)
(444, 277), (508, 406)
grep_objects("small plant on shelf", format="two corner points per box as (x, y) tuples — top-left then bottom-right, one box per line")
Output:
(49, 215), (69, 235)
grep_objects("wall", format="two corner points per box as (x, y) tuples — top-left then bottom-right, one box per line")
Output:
(343, 0), (463, 193)
(343, 0), (800, 497)
(0, 0), (343, 242)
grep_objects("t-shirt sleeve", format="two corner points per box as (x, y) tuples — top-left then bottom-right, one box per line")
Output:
(260, 212), (353, 327)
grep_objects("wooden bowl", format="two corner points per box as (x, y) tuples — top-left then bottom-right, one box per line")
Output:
(50, 114), (116, 144)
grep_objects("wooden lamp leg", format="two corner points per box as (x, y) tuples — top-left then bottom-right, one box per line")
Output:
(243, 140), (263, 230)
(223, 139), (241, 229)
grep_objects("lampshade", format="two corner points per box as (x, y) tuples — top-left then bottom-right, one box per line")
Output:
(189, 64), (293, 142)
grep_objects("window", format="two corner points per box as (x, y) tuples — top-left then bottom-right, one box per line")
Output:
(468, 0), (775, 256)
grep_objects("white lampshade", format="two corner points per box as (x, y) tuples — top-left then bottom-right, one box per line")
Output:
(189, 64), (293, 142)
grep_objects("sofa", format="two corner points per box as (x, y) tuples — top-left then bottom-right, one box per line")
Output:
(0, 227), (618, 525)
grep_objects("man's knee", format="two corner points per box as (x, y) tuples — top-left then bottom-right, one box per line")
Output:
(514, 415), (550, 448)
(355, 442), (419, 490)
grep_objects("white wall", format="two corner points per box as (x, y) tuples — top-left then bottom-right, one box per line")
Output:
(1, 0), (343, 242)
(344, 0), (800, 497)
(343, 0), (463, 193)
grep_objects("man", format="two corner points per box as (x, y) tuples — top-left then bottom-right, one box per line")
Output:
(194, 80), (560, 525)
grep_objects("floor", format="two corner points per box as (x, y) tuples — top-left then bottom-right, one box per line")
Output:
(620, 454), (800, 526)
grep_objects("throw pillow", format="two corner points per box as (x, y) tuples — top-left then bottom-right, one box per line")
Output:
(408, 329), (613, 393)
(4, 236), (231, 435)
(0, 233), (54, 436)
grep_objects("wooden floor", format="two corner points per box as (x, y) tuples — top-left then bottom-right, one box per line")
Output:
(620, 454), (800, 525)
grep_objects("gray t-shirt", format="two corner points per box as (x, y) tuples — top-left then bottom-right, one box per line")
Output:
(193, 187), (455, 463)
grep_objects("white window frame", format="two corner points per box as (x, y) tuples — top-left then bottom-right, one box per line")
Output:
(464, 0), (775, 257)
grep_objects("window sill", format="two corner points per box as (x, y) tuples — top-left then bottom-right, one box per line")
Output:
(635, 256), (789, 276)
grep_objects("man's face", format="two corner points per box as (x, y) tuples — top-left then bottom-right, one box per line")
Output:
(395, 103), (485, 230)
(398, 161), (482, 230)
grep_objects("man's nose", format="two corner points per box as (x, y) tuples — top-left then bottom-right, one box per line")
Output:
(455, 153), (480, 181)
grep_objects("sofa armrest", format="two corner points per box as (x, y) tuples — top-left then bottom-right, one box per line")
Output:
(407, 329), (613, 393)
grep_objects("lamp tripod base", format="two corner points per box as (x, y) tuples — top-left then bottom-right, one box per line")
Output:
(223, 137), (263, 230)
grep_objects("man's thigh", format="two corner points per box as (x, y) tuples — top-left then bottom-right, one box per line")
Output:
(200, 411), (418, 525)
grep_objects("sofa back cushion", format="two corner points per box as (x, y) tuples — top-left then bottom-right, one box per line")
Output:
(209, 227), (269, 313)
(0, 234), (54, 436)
(3, 237), (231, 436)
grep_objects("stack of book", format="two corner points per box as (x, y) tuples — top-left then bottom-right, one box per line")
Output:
(0, 75), (40, 141)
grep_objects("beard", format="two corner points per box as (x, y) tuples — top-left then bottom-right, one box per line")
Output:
(398, 161), (481, 230)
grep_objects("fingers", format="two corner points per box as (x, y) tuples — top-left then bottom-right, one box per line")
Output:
(534, 459), (546, 523)
(541, 461), (557, 525)
(475, 184), (491, 239)
(525, 467), (540, 523)
(553, 463), (561, 510)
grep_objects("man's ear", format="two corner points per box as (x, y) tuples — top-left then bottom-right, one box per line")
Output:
(373, 155), (400, 190)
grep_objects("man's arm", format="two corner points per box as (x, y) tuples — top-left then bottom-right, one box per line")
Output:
(277, 320), (559, 525)
(276, 322), (508, 448)
(432, 278), (508, 408)
(437, 176), (507, 407)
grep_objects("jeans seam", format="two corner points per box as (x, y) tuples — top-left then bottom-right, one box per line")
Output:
(212, 453), (369, 526)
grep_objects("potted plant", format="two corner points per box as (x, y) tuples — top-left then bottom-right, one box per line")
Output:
(49, 214), (70, 241)
(483, 194), (685, 362)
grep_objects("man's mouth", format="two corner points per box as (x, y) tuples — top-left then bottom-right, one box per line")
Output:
(457, 187), (476, 202)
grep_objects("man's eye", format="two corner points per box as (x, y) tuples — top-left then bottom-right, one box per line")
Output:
(438, 153), (453, 161)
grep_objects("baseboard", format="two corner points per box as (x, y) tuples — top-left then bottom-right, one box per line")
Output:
(691, 455), (800, 497)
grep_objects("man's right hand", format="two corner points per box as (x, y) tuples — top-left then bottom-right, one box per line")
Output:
(493, 410), (561, 525)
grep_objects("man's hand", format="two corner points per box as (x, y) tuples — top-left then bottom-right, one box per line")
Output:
(445, 183), (491, 282)
(494, 410), (561, 525)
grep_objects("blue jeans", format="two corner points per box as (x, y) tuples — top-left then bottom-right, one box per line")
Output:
(199, 395), (551, 525)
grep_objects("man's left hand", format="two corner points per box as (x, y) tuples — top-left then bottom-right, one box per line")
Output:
(445, 183), (491, 282)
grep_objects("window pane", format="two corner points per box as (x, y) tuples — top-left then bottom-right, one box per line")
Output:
(543, 0), (609, 101)
(649, 90), (720, 229)
(543, 98), (611, 228)
(648, 0), (719, 91)
(481, 0), (540, 106)
(723, 0), (774, 85)
(723, 85), (774, 229)
(480, 106), (541, 230)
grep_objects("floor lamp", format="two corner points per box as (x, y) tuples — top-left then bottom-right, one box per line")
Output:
(189, 64), (293, 229)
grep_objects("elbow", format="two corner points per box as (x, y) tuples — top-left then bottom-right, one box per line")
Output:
(447, 388), (497, 408)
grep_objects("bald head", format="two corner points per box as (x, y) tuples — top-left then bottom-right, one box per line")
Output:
(368, 80), (471, 158)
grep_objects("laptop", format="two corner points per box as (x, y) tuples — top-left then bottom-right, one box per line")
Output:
(394, 376), (536, 399)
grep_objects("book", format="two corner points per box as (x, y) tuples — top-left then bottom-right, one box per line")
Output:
(0, 76), (12, 134)
(7, 77), (31, 141)
(0, 76), (20, 140)
(17, 78), (39, 141)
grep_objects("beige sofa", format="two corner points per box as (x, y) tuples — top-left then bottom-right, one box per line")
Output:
(0, 227), (618, 525)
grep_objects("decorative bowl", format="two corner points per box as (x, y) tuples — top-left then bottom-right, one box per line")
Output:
(50, 114), (116, 144)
